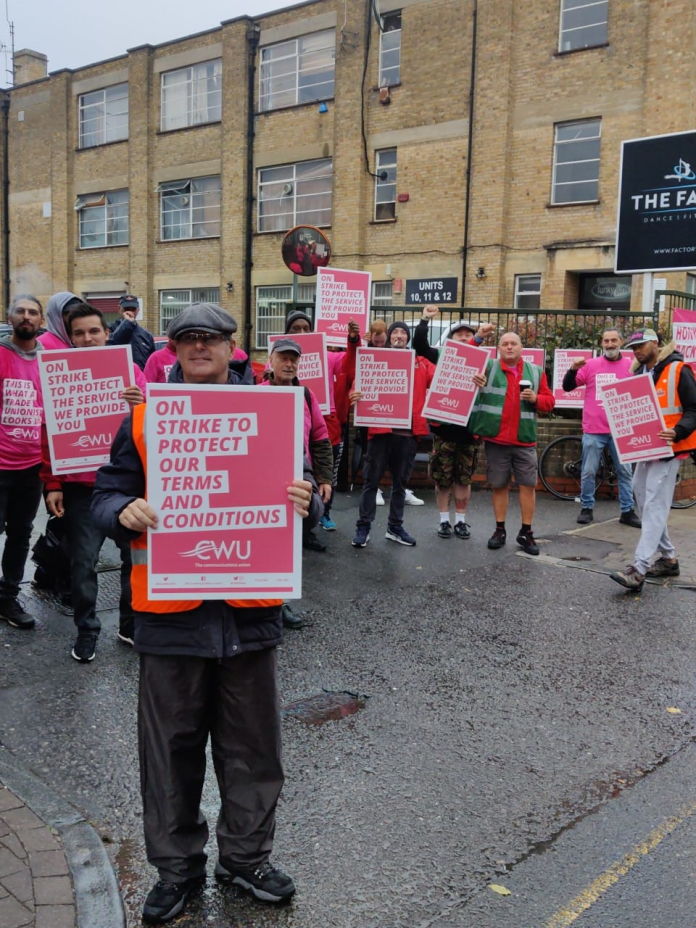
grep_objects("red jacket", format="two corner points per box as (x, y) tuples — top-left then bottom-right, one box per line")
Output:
(369, 353), (436, 439)
(486, 360), (555, 447)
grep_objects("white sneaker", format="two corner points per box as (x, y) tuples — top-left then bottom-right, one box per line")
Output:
(376, 488), (385, 506)
(404, 489), (424, 506)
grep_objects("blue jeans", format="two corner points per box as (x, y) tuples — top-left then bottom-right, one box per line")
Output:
(581, 433), (634, 512)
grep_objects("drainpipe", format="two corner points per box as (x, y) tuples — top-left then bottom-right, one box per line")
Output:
(1, 95), (10, 310)
(243, 23), (260, 355)
(460, 0), (478, 309)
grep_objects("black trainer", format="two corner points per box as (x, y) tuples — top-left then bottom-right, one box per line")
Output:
(487, 527), (506, 549)
(118, 617), (135, 646)
(437, 522), (453, 538)
(281, 603), (304, 630)
(215, 859), (296, 903)
(71, 633), (98, 663)
(576, 508), (593, 524)
(516, 530), (540, 556)
(0, 599), (35, 630)
(453, 521), (471, 539)
(142, 876), (205, 923)
(619, 509), (642, 528)
(303, 531), (327, 552)
(645, 557), (680, 578)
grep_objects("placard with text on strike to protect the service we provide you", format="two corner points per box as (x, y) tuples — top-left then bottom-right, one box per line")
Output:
(145, 384), (304, 600)
(353, 347), (414, 429)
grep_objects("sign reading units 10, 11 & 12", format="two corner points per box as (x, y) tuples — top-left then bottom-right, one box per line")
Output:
(404, 278), (458, 305)
(616, 130), (696, 273)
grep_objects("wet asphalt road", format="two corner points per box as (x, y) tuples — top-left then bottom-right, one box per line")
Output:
(1, 488), (695, 927)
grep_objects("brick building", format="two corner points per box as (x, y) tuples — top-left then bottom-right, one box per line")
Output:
(1, 0), (695, 353)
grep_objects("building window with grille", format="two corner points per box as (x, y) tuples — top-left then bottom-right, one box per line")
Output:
(258, 160), (332, 233)
(78, 83), (128, 149)
(159, 288), (221, 334)
(76, 190), (129, 249)
(514, 275), (542, 310)
(559, 0), (608, 53)
(379, 13), (401, 86)
(374, 149), (397, 221)
(260, 30), (335, 112)
(552, 119), (601, 204)
(160, 176), (221, 240)
(372, 282), (394, 306)
(255, 284), (316, 349)
(161, 60), (222, 132)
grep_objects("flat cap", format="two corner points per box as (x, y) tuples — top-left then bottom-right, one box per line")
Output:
(167, 303), (238, 340)
(271, 337), (302, 356)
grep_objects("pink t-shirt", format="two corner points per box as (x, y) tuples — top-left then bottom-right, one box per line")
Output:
(0, 345), (44, 469)
(144, 346), (177, 383)
(575, 354), (633, 434)
(38, 332), (71, 351)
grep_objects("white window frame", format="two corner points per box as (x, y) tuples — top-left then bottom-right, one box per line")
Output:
(372, 281), (394, 306)
(559, 0), (608, 53)
(76, 190), (129, 249)
(160, 59), (222, 132)
(374, 149), (397, 221)
(255, 284), (316, 349)
(552, 118), (601, 205)
(260, 29), (336, 112)
(257, 159), (333, 233)
(78, 83), (129, 149)
(159, 288), (221, 335)
(159, 176), (221, 241)
(379, 13), (402, 87)
(686, 274), (696, 295)
(514, 275), (542, 310)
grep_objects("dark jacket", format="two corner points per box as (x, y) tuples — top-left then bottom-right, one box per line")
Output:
(91, 374), (323, 659)
(168, 357), (254, 385)
(108, 318), (156, 370)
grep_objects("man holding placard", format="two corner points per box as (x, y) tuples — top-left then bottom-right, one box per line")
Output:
(91, 304), (320, 923)
(610, 329), (696, 591)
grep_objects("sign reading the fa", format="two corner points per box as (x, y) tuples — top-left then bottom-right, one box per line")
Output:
(616, 130), (696, 273)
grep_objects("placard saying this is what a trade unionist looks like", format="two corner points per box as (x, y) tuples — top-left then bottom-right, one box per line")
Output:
(145, 384), (303, 600)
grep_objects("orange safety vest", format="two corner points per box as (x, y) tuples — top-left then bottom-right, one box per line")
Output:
(129, 404), (283, 614)
(655, 360), (696, 454)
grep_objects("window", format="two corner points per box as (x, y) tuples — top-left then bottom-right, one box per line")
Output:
(552, 119), (601, 204)
(255, 284), (316, 349)
(260, 30), (335, 112)
(379, 13), (401, 86)
(161, 60), (222, 131)
(76, 190), (129, 248)
(374, 149), (397, 221)
(160, 176), (221, 240)
(559, 0), (608, 52)
(686, 274), (696, 295)
(160, 288), (221, 334)
(258, 159), (333, 232)
(79, 83), (128, 148)
(372, 282), (393, 306)
(514, 275), (541, 310)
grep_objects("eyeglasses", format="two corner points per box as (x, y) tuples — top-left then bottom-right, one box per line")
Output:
(178, 331), (227, 345)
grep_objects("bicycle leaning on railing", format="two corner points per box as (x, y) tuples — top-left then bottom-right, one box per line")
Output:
(537, 434), (696, 510)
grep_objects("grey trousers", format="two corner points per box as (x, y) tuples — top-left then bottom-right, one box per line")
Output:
(632, 456), (681, 575)
(138, 648), (284, 882)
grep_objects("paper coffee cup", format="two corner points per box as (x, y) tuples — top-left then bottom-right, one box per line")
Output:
(519, 379), (532, 394)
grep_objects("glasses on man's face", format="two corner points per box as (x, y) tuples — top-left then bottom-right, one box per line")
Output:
(178, 331), (227, 345)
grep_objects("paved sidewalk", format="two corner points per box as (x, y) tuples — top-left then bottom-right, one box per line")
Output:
(0, 782), (75, 928)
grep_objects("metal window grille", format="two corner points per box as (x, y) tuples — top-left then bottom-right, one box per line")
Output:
(552, 118), (601, 204)
(257, 159), (333, 233)
(372, 282), (394, 306)
(255, 284), (316, 348)
(78, 83), (129, 149)
(159, 288), (221, 335)
(260, 30), (335, 112)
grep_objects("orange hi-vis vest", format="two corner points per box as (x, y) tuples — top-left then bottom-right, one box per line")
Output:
(655, 361), (696, 454)
(129, 403), (283, 614)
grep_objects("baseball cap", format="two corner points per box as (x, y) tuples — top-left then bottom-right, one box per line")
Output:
(448, 320), (478, 337)
(119, 294), (139, 309)
(167, 303), (238, 340)
(270, 337), (302, 356)
(624, 328), (659, 348)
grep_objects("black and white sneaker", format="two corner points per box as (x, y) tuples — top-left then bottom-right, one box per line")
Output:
(215, 859), (296, 903)
(0, 599), (35, 630)
(385, 526), (416, 546)
(453, 521), (471, 539)
(352, 525), (371, 547)
(118, 617), (135, 646)
(71, 633), (98, 663)
(142, 876), (205, 923)
(437, 522), (453, 539)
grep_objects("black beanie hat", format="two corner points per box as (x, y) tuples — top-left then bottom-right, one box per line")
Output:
(387, 320), (411, 345)
(285, 310), (313, 333)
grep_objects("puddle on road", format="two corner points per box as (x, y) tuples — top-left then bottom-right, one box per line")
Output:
(282, 691), (366, 725)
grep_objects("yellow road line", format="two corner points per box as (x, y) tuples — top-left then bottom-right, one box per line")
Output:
(544, 800), (696, 928)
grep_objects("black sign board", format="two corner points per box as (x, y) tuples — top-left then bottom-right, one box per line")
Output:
(404, 277), (458, 305)
(578, 274), (632, 311)
(616, 130), (696, 273)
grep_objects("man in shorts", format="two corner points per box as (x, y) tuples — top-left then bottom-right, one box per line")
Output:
(469, 332), (555, 555)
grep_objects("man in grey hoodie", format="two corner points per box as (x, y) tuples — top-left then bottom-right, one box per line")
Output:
(38, 291), (83, 350)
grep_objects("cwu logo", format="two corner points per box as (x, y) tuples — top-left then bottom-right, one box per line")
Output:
(71, 433), (112, 448)
(179, 539), (251, 561)
(9, 427), (39, 441)
(438, 397), (459, 408)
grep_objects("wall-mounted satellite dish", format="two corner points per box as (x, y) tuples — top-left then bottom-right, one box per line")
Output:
(281, 225), (332, 277)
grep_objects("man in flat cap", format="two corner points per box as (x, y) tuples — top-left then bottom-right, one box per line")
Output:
(92, 303), (322, 922)
(108, 294), (156, 370)
(610, 328), (696, 591)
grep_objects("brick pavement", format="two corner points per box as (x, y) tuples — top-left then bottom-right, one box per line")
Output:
(0, 784), (75, 928)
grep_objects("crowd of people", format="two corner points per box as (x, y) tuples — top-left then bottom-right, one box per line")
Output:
(0, 292), (694, 923)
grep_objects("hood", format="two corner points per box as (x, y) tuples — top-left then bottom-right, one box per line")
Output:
(45, 292), (78, 346)
(167, 360), (244, 386)
(629, 340), (680, 375)
(0, 333), (43, 361)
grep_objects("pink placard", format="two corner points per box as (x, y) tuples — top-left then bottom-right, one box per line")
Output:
(599, 374), (668, 464)
(521, 348), (546, 368)
(481, 346), (497, 363)
(553, 349), (595, 408)
(354, 348), (414, 428)
(315, 267), (371, 347)
(673, 309), (696, 372)
(422, 340), (489, 426)
(146, 384), (303, 600)
(268, 332), (330, 414)
(39, 345), (134, 474)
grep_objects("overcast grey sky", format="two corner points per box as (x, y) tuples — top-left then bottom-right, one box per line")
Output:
(2, 0), (294, 79)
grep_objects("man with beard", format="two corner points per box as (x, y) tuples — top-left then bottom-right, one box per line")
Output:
(562, 328), (641, 527)
(0, 296), (45, 629)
